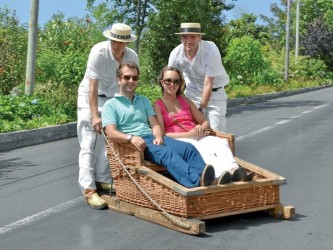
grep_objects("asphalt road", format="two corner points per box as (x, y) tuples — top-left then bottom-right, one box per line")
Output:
(0, 87), (333, 250)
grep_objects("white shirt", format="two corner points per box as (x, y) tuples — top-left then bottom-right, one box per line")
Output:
(78, 40), (139, 98)
(168, 40), (229, 92)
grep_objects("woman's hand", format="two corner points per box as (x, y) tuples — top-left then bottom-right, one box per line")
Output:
(194, 124), (209, 135)
(190, 127), (209, 139)
(153, 137), (164, 145)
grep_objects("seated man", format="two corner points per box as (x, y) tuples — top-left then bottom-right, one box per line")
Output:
(102, 61), (215, 188)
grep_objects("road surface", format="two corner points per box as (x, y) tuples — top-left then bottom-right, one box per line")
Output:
(1, 87), (332, 250)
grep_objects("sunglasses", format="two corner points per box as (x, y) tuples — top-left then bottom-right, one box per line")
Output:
(121, 75), (139, 81)
(163, 78), (181, 86)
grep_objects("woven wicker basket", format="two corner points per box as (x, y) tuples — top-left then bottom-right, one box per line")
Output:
(106, 136), (285, 219)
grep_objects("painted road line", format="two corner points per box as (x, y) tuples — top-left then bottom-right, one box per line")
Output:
(0, 197), (82, 235)
(237, 103), (330, 142)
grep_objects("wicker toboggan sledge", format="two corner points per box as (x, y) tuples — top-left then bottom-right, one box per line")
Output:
(101, 130), (295, 234)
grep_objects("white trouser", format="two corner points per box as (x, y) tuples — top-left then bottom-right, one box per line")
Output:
(178, 136), (238, 178)
(185, 87), (227, 132)
(77, 95), (111, 192)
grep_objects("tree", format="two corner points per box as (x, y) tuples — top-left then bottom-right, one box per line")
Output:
(301, 19), (333, 69)
(86, 0), (154, 53)
(0, 7), (28, 95)
(37, 14), (98, 86)
(227, 13), (271, 45)
(140, 0), (233, 83)
(298, 0), (333, 30)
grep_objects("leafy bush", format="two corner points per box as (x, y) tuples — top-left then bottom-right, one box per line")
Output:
(34, 82), (77, 120)
(136, 82), (161, 104)
(0, 92), (73, 133)
(224, 36), (282, 86)
(37, 49), (87, 87)
(0, 7), (28, 95)
(263, 44), (333, 84)
(37, 14), (97, 86)
(290, 56), (329, 80)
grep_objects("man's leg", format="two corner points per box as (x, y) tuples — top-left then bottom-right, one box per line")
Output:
(94, 96), (113, 192)
(206, 99), (226, 132)
(77, 107), (107, 209)
(77, 107), (97, 192)
(185, 87), (227, 132)
(94, 134), (113, 194)
(143, 135), (206, 187)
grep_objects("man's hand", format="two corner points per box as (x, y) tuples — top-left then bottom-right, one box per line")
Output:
(92, 116), (102, 134)
(130, 136), (146, 152)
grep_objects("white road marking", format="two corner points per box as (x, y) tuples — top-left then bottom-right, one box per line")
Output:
(0, 197), (82, 235)
(237, 103), (329, 141)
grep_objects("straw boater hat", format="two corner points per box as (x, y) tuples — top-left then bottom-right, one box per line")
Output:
(175, 23), (206, 35)
(103, 23), (137, 42)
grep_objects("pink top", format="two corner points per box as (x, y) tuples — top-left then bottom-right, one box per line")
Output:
(155, 96), (196, 133)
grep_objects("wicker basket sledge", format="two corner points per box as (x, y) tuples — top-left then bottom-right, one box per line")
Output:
(102, 131), (295, 234)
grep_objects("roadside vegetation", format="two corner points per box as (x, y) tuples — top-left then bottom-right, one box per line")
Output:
(1, 0), (333, 133)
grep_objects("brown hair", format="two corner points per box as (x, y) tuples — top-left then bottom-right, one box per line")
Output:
(116, 61), (140, 77)
(158, 66), (185, 96)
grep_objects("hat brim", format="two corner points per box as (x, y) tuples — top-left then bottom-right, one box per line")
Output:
(175, 32), (205, 35)
(103, 30), (137, 42)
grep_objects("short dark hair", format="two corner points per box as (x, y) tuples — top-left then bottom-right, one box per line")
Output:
(116, 61), (140, 77)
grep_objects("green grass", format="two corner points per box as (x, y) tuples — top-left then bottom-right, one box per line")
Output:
(225, 79), (329, 99)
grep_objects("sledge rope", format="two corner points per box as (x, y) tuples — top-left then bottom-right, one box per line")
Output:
(102, 130), (191, 230)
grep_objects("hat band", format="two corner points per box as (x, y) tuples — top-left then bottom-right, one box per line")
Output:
(110, 31), (131, 40)
(180, 27), (202, 33)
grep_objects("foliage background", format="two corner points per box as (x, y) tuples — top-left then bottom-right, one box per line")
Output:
(1, 0), (333, 132)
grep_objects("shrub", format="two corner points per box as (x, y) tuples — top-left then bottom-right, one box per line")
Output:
(37, 14), (97, 87)
(224, 36), (282, 86)
(0, 94), (68, 132)
(136, 82), (161, 104)
(0, 7), (28, 95)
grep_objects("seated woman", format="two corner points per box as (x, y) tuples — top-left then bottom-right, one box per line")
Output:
(153, 66), (254, 184)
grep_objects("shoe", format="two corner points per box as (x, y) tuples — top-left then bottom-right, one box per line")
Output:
(200, 164), (215, 186)
(231, 167), (248, 182)
(216, 171), (231, 184)
(95, 181), (116, 195)
(246, 171), (255, 181)
(86, 193), (108, 210)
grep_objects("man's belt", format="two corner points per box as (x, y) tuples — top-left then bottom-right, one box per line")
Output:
(212, 87), (222, 92)
(98, 94), (107, 97)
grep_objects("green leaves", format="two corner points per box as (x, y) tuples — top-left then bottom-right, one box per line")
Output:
(0, 94), (72, 133)
(224, 36), (278, 86)
(0, 7), (28, 95)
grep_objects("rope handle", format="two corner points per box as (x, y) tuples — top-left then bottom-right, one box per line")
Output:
(101, 130), (191, 230)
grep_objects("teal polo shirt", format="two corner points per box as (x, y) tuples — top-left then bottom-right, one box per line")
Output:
(102, 93), (155, 137)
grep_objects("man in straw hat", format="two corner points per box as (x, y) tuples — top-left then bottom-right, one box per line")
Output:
(77, 23), (139, 209)
(168, 23), (229, 132)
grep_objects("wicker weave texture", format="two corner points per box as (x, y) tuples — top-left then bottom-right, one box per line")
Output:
(106, 140), (280, 218)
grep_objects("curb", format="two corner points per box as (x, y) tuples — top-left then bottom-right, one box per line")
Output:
(0, 122), (77, 152)
(0, 84), (332, 152)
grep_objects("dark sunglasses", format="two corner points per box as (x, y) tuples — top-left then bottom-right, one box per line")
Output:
(121, 75), (139, 81)
(163, 78), (181, 86)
